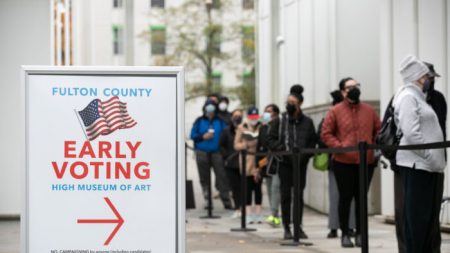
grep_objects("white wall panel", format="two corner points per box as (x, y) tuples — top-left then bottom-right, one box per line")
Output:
(313, 0), (331, 106)
(298, 0), (314, 107)
(0, 0), (51, 215)
(336, 0), (380, 101)
(283, 0), (300, 100)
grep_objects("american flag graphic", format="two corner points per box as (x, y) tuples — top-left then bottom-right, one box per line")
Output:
(77, 96), (137, 141)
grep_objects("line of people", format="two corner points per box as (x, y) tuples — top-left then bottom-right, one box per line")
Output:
(189, 55), (447, 252)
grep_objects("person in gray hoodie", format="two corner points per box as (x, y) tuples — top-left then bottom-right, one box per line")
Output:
(394, 55), (446, 253)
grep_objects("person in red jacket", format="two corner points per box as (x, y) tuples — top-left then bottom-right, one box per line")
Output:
(321, 77), (381, 248)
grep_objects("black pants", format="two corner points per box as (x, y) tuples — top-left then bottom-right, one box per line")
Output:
(394, 169), (406, 253)
(333, 161), (375, 235)
(195, 151), (231, 207)
(395, 169), (443, 253)
(278, 160), (308, 229)
(246, 176), (262, 205)
(399, 165), (442, 253)
(226, 167), (241, 209)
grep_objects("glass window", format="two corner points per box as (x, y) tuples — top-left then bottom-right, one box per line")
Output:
(151, 25), (166, 55)
(151, 0), (165, 8)
(242, 26), (255, 61)
(243, 71), (254, 86)
(243, 0), (254, 9)
(208, 25), (222, 54)
(211, 72), (222, 92)
(113, 25), (124, 55)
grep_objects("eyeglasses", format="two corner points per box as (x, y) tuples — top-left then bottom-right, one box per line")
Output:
(344, 83), (361, 91)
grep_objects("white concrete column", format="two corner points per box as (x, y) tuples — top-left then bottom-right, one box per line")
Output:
(379, 0), (395, 216)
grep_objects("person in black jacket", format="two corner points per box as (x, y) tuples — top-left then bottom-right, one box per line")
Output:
(220, 109), (244, 218)
(425, 62), (447, 253)
(267, 84), (318, 240)
(218, 96), (233, 127)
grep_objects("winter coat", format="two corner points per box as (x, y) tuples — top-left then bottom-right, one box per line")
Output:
(394, 84), (445, 173)
(190, 115), (226, 152)
(321, 100), (381, 165)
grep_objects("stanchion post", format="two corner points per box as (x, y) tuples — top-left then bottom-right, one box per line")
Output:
(200, 152), (220, 219)
(358, 141), (369, 253)
(281, 148), (312, 246)
(231, 150), (256, 232)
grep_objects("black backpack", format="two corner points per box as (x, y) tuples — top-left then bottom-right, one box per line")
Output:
(376, 97), (402, 160)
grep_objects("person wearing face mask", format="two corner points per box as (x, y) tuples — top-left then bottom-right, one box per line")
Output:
(256, 104), (282, 227)
(424, 62), (447, 253)
(393, 55), (445, 253)
(317, 90), (357, 239)
(393, 62), (447, 253)
(321, 78), (381, 248)
(190, 99), (232, 210)
(217, 96), (233, 127)
(234, 106), (263, 224)
(266, 85), (318, 240)
(220, 109), (244, 218)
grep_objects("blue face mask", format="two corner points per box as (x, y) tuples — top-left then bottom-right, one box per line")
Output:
(205, 104), (215, 113)
(262, 112), (272, 123)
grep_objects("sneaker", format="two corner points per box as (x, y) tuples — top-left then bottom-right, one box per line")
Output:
(341, 235), (354, 248)
(348, 229), (356, 237)
(273, 217), (282, 227)
(203, 203), (213, 210)
(265, 215), (275, 224)
(267, 216), (281, 227)
(327, 229), (338, 238)
(299, 228), (308, 239)
(231, 210), (241, 219)
(256, 215), (264, 224)
(246, 215), (255, 224)
(224, 204), (234, 210)
(283, 228), (293, 240)
(355, 234), (361, 247)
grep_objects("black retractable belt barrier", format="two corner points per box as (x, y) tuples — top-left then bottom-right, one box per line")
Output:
(231, 150), (256, 232)
(187, 140), (450, 253)
(200, 151), (220, 219)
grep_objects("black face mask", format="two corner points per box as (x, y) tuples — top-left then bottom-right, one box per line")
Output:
(426, 79), (435, 102)
(286, 104), (297, 115)
(232, 117), (242, 126)
(347, 88), (361, 104)
(422, 79), (432, 93)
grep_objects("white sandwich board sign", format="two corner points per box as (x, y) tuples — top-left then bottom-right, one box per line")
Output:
(21, 66), (185, 253)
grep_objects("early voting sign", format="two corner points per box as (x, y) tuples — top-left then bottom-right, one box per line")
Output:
(21, 66), (185, 253)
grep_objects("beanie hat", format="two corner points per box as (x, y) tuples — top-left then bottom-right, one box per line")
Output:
(290, 84), (304, 102)
(399, 55), (429, 83)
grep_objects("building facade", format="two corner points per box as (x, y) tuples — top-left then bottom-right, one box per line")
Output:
(257, 0), (450, 223)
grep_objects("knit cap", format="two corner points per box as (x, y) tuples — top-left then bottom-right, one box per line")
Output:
(399, 55), (429, 83)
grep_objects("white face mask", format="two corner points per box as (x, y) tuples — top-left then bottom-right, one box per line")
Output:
(249, 119), (259, 126)
(262, 112), (272, 123)
(219, 102), (228, 111)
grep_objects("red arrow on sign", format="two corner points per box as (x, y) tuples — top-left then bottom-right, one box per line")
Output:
(77, 197), (124, 246)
